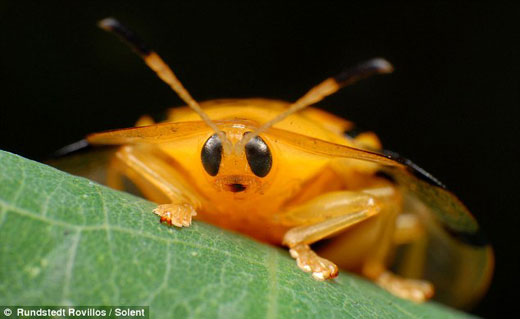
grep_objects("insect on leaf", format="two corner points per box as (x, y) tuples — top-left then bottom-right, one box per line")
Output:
(0, 150), (478, 318)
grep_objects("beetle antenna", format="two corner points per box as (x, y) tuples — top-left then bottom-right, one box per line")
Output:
(236, 58), (394, 152)
(98, 17), (232, 153)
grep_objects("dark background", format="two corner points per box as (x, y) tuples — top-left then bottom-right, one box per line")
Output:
(1, 2), (518, 317)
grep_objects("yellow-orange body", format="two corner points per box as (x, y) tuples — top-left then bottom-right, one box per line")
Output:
(82, 17), (494, 309)
(139, 99), (384, 245)
(88, 97), (492, 308)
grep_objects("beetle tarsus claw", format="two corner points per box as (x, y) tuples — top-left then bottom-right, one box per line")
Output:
(289, 244), (339, 281)
(376, 271), (434, 302)
(154, 203), (197, 228)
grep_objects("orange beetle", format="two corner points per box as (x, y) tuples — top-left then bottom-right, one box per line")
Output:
(62, 18), (493, 309)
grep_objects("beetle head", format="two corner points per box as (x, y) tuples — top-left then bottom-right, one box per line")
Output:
(201, 124), (273, 195)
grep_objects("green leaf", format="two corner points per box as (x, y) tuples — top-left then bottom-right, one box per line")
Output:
(0, 150), (475, 319)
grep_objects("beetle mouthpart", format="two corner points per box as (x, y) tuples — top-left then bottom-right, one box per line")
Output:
(226, 183), (247, 193)
(216, 175), (256, 193)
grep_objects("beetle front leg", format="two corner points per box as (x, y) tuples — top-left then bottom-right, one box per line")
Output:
(153, 203), (197, 227)
(109, 145), (203, 228)
(280, 191), (380, 280)
(288, 243), (339, 281)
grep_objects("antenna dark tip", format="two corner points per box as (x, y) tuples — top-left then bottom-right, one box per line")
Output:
(96, 17), (232, 151)
(369, 58), (394, 74)
(97, 17), (119, 31)
(98, 17), (151, 56)
(241, 57), (395, 145)
(334, 58), (394, 85)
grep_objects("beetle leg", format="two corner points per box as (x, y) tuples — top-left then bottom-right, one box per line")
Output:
(108, 145), (203, 228)
(375, 271), (433, 302)
(278, 191), (379, 227)
(281, 191), (381, 280)
(355, 190), (434, 302)
(289, 243), (339, 281)
(310, 187), (434, 301)
(153, 203), (197, 227)
(358, 186), (402, 279)
(393, 213), (425, 245)
(389, 213), (430, 286)
(359, 207), (433, 302)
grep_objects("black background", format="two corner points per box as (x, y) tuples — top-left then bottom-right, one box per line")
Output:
(1, 2), (518, 317)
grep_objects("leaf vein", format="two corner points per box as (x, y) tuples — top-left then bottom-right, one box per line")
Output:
(143, 242), (171, 305)
(0, 198), (266, 267)
(61, 230), (81, 303)
(40, 171), (66, 217)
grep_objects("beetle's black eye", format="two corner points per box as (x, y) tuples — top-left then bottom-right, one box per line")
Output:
(201, 134), (222, 176)
(245, 135), (272, 177)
